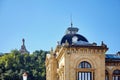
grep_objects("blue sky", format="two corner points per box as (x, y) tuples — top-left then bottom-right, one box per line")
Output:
(0, 0), (120, 54)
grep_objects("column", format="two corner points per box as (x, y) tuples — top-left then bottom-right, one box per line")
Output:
(109, 73), (113, 80)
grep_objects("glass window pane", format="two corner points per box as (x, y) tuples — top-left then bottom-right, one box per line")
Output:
(78, 72), (92, 80)
(105, 76), (108, 80)
(82, 72), (84, 80)
(79, 61), (91, 68)
(113, 70), (120, 75)
(113, 70), (120, 80)
(87, 72), (89, 80)
(79, 72), (81, 80)
(85, 72), (87, 80)
(116, 76), (118, 80)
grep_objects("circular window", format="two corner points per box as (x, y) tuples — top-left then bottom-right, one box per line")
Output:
(72, 36), (78, 43)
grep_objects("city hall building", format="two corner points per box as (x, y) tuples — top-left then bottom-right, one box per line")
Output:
(45, 23), (120, 80)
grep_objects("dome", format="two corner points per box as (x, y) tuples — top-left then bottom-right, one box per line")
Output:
(60, 23), (89, 45)
(60, 34), (88, 45)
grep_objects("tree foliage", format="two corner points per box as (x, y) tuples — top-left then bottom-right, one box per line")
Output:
(0, 49), (49, 80)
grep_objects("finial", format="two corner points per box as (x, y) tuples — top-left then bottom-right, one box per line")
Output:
(65, 40), (69, 46)
(117, 51), (120, 56)
(101, 41), (107, 47)
(57, 41), (60, 45)
(92, 42), (97, 46)
(51, 47), (53, 52)
(70, 14), (73, 27)
(22, 38), (25, 45)
(19, 38), (29, 54)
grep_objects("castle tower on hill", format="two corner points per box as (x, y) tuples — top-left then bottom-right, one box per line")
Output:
(19, 38), (29, 54)
(45, 23), (120, 80)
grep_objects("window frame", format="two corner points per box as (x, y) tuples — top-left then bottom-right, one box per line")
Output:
(77, 61), (94, 80)
(112, 69), (120, 80)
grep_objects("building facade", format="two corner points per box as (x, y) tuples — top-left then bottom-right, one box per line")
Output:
(45, 23), (120, 80)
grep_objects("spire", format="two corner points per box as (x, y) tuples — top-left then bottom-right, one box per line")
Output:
(65, 16), (79, 34)
(71, 22), (73, 28)
(22, 38), (25, 45)
(19, 38), (29, 54)
(70, 14), (73, 27)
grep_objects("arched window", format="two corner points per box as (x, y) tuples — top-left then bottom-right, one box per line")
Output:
(78, 61), (92, 68)
(78, 61), (93, 80)
(112, 69), (120, 80)
(105, 70), (109, 80)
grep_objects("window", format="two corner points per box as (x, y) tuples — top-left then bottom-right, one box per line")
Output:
(79, 61), (91, 68)
(78, 72), (92, 80)
(78, 61), (92, 80)
(113, 69), (120, 80)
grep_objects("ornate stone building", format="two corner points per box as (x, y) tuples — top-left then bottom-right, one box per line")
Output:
(45, 23), (120, 80)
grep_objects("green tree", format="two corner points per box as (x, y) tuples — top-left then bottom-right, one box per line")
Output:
(0, 49), (49, 80)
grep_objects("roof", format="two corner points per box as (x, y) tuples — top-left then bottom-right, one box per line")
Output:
(106, 54), (120, 61)
(60, 34), (88, 45)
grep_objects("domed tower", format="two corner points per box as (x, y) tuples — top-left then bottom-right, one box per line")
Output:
(61, 23), (89, 46)
(46, 23), (108, 80)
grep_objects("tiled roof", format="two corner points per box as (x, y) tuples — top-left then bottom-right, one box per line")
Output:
(106, 54), (120, 61)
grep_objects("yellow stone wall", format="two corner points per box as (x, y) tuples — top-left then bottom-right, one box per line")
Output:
(106, 66), (120, 80)
(46, 45), (108, 80)
(62, 47), (107, 80)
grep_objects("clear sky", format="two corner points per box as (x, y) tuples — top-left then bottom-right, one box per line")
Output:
(0, 0), (120, 54)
